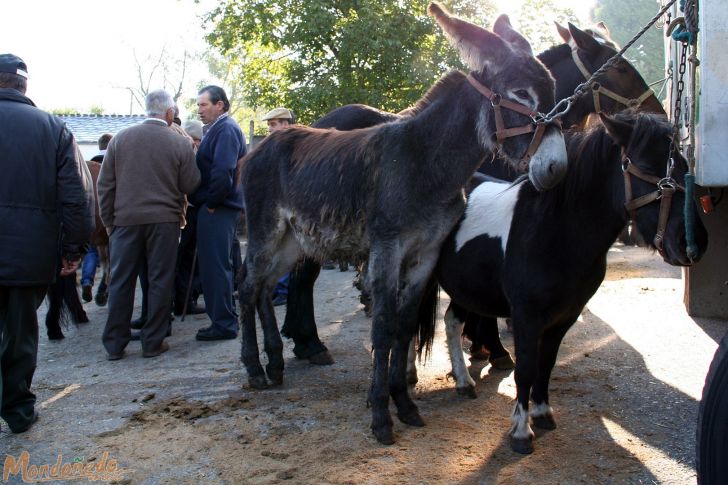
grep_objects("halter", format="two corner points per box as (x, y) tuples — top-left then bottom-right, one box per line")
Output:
(466, 74), (558, 172)
(571, 48), (656, 113)
(622, 149), (684, 258)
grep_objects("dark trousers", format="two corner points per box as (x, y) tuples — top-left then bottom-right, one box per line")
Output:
(0, 285), (46, 431)
(102, 223), (179, 354)
(174, 205), (200, 312)
(197, 206), (239, 335)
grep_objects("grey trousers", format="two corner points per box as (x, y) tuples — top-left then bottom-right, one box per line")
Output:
(0, 285), (46, 431)
(102, 223), (179, 355)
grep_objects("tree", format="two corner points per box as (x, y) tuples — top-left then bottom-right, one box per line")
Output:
(511, 0), (579, 54)
(123, 48), (190, 112)
(592, 0), (665, 83)
(205, 0), (495, 124)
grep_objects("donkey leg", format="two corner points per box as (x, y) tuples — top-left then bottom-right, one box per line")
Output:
(45, 282), (64, 340)
(444, 304), (477, 398)
(390, 337), (424, 427)
(405, 339), (418, 385)
(239, 262), (268, 390)
(509, 314), (542, 454)
(256, 289), (285, 386)
(95, 245), (109, 307)
(481, 316), (514, 370)
(530, 321), (573, 431)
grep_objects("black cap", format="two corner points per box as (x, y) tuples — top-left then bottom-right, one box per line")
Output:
(0, 54), (28, 78)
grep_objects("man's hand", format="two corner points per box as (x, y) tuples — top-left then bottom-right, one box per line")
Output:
(207, 207), (216, 214)
(60, 257), (81, 277)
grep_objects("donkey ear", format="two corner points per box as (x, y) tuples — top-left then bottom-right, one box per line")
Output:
(428, 2), (509, 72)
(600, 113), (633, 147)
(596, 21), (611, 38)
(493, 14), (533, 55)
(569, 22), (601, 53)
(555, 21), (571, 43)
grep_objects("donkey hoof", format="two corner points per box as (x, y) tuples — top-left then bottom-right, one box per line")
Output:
(95, 292), (108, 307)
(470, 347), (490, 361)
(248, 375), (269, 390)
(397, 410), (425, 427)
(456, 385), (477, 399)
(308, 350), (334, 366)
(406, 371), (418, 386)
(47, 331), (65, 341)
(266, 368), (284, 386)
(510, 436), (534, 455)
(371, 425), (395, 445)
(532, 413), (557, 430)
(490, 353), (515, 370)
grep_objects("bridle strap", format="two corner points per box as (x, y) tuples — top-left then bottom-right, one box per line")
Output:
(571, 49), (656, 112)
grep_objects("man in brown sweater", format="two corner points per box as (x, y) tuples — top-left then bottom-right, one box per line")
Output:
(98, 89), (200, 360)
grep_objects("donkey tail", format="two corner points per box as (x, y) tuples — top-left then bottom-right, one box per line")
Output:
(415, 274), (439, 363)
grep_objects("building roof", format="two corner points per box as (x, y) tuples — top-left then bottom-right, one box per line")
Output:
(58, 114), (146, 144)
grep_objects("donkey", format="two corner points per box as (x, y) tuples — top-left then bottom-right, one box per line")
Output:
(238, 2), (568, 445)
(281, 19), (667, 369)
(420, 112), (708, 454)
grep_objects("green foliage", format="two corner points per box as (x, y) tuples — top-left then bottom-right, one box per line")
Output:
(205, 0), (497, 124)
(89, 105), (105, 115)
(49, 107), (80, 115)
(511, 0), (579, 54)
(592, 0), (665, 83)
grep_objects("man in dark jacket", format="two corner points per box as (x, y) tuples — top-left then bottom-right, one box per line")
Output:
(191, 85), (246, 340)
(0, 54), (93, 433)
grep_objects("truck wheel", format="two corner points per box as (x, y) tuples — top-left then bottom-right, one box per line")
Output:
(697, 330), (728, 484)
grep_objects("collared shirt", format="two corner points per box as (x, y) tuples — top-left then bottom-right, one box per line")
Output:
(143, 117), (168, 127)
(202, 112), (229, 137)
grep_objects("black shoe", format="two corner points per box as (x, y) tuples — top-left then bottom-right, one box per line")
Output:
(130, 317), (146, 330)
(81, 285), (92, 303)
(10, 411), (39, 433)
(196, 326), (237, 341)
(272, 294), (287, 306)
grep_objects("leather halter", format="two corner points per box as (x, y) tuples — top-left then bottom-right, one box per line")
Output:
(571, 49), (656, 113)
(622, 151), (684, 257)
(466, 73), (556, 172)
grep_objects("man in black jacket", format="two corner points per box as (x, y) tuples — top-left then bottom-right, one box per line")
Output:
(0, 54), (93, 433)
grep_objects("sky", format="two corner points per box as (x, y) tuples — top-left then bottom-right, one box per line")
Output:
(1, 0), (593, 116)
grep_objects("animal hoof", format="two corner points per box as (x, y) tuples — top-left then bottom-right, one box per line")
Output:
(308, 350), (334, 365)
(406, 371), (418, 386)
(266, 367), (284, 386)
(248, 375), (269, 390)
(510, 436), (534, 454)
(532, 413), (557, 430)
(397, 411), (425, 427)
(47, 331), (64, 341)
(371, 425), (395, 445)
(77, 312), (90, 324)
(95, 292), (108, 307)
(490, 353), (515, 370)
(456, 385), (477, 399)
(469, 346), (490, 361)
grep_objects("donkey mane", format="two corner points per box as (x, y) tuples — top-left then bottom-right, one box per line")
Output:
(399, 70), (467, 117)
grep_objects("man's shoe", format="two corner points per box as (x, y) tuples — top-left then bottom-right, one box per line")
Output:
(81, 285), (92, 303)
(10, 411), (39, 433)
(107, 350), (125, 361)
(143, 341), (169, 358)
(272, 294), (287, 307)
(130, 318), (146, 330)
(196, 326), (237, 341)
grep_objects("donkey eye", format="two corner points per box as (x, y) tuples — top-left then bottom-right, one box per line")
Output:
(513, 89), (531, 100)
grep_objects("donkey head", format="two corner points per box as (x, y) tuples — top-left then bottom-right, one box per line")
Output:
(601, 112), (708, 266)
(429, 3), (567, 191)
(566, 23), (665, 117)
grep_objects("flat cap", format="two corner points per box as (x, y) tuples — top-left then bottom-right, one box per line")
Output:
(262, 107), (293, 121)
(0, 54), (28, 78)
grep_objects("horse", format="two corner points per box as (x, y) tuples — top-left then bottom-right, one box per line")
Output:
(238, 2), (568, 445)
(418, 111), (708, 454)
(280, 19), (666, 369)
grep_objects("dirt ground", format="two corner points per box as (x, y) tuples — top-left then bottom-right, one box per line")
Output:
(1, 242), (726, 484)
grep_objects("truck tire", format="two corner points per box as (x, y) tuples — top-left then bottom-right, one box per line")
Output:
(697, 330), (728, 484)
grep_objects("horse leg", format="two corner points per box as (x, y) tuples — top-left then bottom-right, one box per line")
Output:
(95, 245), (109, 307)
(367, 240), (402, 445)
(529, 320), (573, 431)
(45, 280), (64, 340)
(63, 273), (88, 324)
(444, 303), (478, 398)
(406, 339), (418, 385)
(510, 312), (542, 454)
(280, 258), (333, 364)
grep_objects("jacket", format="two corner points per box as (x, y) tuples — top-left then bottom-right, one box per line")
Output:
(0, 88), (93, 285)
(190, 115), (247, 210)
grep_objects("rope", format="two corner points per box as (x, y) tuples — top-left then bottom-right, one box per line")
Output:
(684, 173), (699, 260)
(542, 0), (679, 122)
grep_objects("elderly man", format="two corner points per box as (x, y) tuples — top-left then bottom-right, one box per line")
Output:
(191, 85), (247, 341)
(0, 53), (93, 432)
(98, 89), (200, 360)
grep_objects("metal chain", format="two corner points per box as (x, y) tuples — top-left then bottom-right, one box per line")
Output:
(669, 41), (688, 159)
(540, 0), (679, 122)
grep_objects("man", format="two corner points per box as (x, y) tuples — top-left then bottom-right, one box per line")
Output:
(81, 133), (113, 303)
(191, 85), (246, 341)
(98, 89), (200, 360)
(0, 53), (93, 432)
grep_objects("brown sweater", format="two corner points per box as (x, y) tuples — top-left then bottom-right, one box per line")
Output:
(98, 119), (200, 228)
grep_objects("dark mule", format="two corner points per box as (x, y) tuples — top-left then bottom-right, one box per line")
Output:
(420, 112), (707, 454)
(281, 19), (667, 369)
(238, 2), (567, 445)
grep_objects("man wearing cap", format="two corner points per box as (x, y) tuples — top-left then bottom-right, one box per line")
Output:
(262, 107), (293, 132)
(191, 85), (247, 341)
(0, 54), (93, 433)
